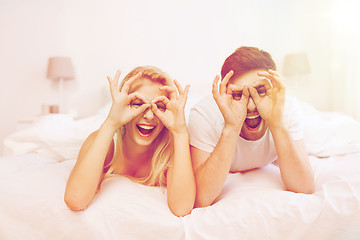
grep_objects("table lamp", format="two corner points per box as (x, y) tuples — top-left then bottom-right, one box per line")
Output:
(283, 52), (311, 77)
(46, 57), (75, 113)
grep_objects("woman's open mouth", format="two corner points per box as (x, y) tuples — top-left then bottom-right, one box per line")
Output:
(137, 124), (156, 137)
(244, 115), (262, 130)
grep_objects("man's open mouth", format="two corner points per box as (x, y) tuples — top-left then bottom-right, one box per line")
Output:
(137, 124), (156, 136)
(245, 115), (262, 129)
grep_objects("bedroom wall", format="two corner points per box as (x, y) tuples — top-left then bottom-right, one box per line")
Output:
(0, 0), (359, 155)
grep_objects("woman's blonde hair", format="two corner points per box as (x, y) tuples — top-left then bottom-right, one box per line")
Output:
(105, 66), (174, 187)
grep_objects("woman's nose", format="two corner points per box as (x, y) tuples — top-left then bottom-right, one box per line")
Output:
(143, 107), (154, 120)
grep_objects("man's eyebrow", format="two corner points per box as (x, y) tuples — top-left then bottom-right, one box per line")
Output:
(254, 84), (266, 90)
(232, 89), (243, 93)
(228, 84), (243, 91)
(254, 78), (271, 88)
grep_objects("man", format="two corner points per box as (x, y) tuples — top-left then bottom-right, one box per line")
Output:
(188, 46), (314, 208)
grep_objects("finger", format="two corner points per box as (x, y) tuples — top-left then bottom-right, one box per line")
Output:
(220, 70), (234, 95)
(107, 75), (120, 99)
(151, 102), (160, 115)
(150, 102), (165, 121)
(240, 86), (250, 103)
(228, 84), (243, 92)
(212, 75), (221, 99)
(134, 103), (151, 116)
(107, 75), (112, 85)
(268, 69), (286, 89)
(257, 70), (285, 89)
(253, 76), (273, 89)
(257, 71), (279, 89)
(159, 86), (177, 100)
(113, 70), (121, 88)
(182, 84), (190, 104)
(107, 75), (115, 92)
(152, 96), (171, 105)
(177, 84), (190, 107)
(128, 92), (147, 103)
(248, 86), (261, 104)
(121, 72), (142, 93)
(173, 79), (184, 94)
(268, 69), (280, 77)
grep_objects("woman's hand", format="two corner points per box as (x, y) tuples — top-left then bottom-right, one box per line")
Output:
(151, 80), (190, 135)
(212, 71), (250, 133)
(106, 70), (150, 129)
(248, 69), (286, 128)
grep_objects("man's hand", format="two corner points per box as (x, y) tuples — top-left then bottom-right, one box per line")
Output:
(248, 69), (286, 128)
(212, 71), (249, 133)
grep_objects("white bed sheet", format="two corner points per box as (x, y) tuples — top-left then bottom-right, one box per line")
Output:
(1, 153), (359, 239)
(0, 154), (185, 240)
(1, 100), (360, 239)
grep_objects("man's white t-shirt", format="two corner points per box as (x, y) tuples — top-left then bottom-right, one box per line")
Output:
(188, 95), (304, 172)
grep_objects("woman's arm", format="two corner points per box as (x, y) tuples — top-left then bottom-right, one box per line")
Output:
(152, 81), (196, 217)
(64, 123), (116, 211)
(64, 70), (149, 211)
(166, 130), (196, 217)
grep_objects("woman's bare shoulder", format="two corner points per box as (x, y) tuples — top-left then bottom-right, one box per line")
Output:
(78, 130), (115, 171)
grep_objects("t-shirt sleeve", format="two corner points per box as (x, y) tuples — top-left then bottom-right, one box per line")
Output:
(285, 96), (304, 141)
(188, 108), (219, 153)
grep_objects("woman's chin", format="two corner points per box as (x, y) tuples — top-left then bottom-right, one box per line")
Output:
(133, 134), (155, 146)
(133, 128), (161, 146)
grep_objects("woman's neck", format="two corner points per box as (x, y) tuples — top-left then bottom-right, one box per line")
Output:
(121, 137), (153, 169)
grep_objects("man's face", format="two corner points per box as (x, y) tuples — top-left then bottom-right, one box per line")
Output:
(227, 69), (272, 141)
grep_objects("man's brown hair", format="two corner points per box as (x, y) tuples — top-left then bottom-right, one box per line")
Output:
(221, 46), (276, 80)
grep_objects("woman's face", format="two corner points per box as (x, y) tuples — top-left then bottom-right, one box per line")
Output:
(124, 77), (167, 147)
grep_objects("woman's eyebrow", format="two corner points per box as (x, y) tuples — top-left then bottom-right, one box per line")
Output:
(131, 99), (145, 104)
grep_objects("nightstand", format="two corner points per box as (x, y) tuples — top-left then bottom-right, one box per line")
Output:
(16, 119), (35, 131)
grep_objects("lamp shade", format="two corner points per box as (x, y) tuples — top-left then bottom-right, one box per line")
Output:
(46, 57), (75, 80)
(283, 52), (311, 76)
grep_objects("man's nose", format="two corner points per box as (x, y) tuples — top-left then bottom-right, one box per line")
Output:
(247, 97), (257, 111)
(143, 107), (154, 120)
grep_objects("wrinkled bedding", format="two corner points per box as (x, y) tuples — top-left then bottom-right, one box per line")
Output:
(1, 101), (360, 240)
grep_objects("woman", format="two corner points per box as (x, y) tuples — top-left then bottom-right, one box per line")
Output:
(64, 66), (196, 217)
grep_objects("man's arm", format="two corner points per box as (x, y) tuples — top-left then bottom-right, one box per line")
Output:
(191, 71), (249, 208)
(250, 69), (314, 194)
(191, 125), (239, 208)
(270, 126), (314, 193)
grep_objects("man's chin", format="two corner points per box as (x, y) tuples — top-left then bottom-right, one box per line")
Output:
(240, 119), (267, 141)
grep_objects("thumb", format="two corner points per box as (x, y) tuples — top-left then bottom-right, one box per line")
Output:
(151, 102), (166, 123)
(134, 103), (150, 116)
(150, 102), (162, 119)
(248, 86), (261, 104)
(240, 86), (250, 104)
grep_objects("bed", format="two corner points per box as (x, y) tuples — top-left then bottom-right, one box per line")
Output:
(1, 99), (360, 240)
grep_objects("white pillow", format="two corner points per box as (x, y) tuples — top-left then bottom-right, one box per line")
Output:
(300, 101), (360, 156)
(3, 114), (106, 161)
